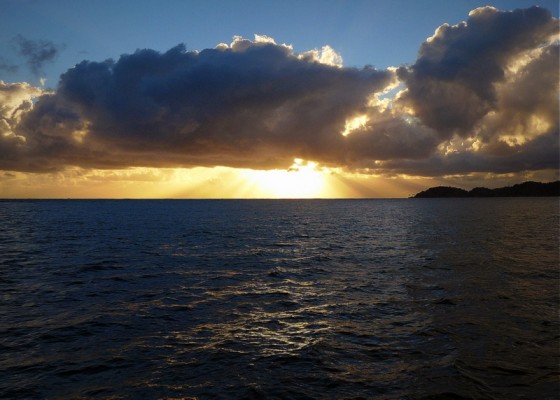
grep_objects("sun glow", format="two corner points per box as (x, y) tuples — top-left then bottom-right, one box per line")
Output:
(240, 159), (328, 198)
(0, 164), (452, 199)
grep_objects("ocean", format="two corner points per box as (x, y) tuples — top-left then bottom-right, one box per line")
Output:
(1, 198), (558, 399)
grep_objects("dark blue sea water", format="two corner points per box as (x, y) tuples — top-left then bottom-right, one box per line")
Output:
(1, 198), (558, 399)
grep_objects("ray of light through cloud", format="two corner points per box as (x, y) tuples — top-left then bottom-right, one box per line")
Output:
(0, 1), (558, 198)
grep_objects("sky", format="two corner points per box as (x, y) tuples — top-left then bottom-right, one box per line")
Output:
(0, 0), (558, 198)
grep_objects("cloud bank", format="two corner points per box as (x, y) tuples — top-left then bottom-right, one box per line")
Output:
(1, 6), (558, 177)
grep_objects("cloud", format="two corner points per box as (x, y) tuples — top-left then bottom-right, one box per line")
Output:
(1, 7), (559, 178)
(376, 131), (559, 177)
(390, 6), (559, 176)
(300, 45), (344, 68)
(13, 35), (64, 76)
(0, 80), (44, 171)
(0, 80), (43, 136)
(397, 6), (558, 138)
(10, 37), (398, 171)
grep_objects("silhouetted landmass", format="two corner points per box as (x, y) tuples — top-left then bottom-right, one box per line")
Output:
(413, 181), (560, 198)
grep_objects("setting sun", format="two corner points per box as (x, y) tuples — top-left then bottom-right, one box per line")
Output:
(1, 2), (558, 399)
(240, 159), (328, 198)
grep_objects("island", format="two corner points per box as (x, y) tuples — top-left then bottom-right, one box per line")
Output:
(413, 181), (560, 198)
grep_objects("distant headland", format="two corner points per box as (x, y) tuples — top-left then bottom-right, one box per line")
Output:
(413, 181), (560, 198)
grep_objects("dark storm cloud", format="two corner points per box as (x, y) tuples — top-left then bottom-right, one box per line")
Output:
(11, 40), (401, 171)
(378, 131), (560, 177)
(13, 35), (64, 76)
(397, 6), (558, 138)
(1, 6), (559, 177)
(378, 38), (560, 177)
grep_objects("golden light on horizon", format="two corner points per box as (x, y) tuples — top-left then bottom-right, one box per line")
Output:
(2, 163), (545, 200)
(239, 159), (330, 198)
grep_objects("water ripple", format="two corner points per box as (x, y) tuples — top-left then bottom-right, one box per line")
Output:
(0, 199), (558, 399)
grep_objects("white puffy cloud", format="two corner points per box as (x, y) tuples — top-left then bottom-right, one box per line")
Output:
(0, 80), (42, 143)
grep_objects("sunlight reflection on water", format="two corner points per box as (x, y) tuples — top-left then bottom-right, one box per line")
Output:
(0, 199), (558, 399)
